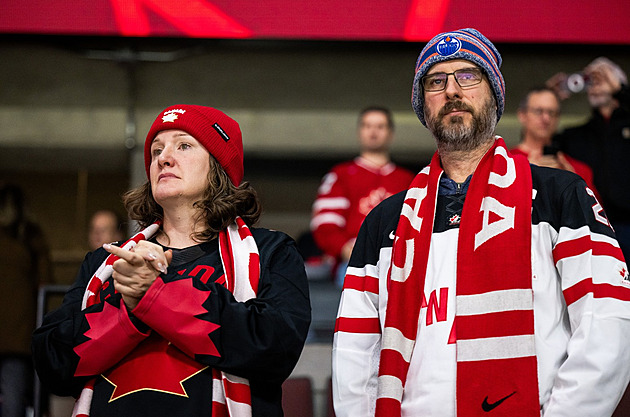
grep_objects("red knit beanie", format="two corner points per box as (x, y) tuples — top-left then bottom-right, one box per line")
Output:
(144, 105), (244, 185)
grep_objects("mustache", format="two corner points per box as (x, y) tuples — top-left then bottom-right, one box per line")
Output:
(438, 100), (475, 118)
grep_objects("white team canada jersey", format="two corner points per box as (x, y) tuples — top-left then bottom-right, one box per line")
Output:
(333, 165), (630, 417)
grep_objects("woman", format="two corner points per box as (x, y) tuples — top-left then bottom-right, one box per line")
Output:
(32, 105), (311, 417)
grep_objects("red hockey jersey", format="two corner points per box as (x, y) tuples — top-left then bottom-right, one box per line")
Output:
(311, 157), (414, 259)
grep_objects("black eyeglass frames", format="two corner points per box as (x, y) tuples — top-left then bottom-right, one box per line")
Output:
(421, 68), (484, 92)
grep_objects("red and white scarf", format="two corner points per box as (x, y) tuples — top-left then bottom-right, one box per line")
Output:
(376, 138), (540, 416)
(72, 217), (259, 417)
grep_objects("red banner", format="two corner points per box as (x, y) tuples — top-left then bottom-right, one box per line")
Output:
(2, 0), (629, 44)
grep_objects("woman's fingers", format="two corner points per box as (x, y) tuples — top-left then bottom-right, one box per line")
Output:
(103, 243), (144, 266)
(134, 241), (169, 273)
(102, 242), (168, 311)
(103, 241), (169, 274)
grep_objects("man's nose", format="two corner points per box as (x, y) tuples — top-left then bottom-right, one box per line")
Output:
(444, 74), (463, 98)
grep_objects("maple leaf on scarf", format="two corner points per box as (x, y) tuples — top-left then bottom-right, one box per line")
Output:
(136, 277), (221, 359)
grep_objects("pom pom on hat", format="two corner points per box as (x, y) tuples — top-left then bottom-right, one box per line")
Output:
(144, 105), (244, 186)
(411, 28), (505, 126)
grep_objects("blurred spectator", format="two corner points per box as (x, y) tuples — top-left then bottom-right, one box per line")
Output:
(511, 86), (599, 197)
(0, 183), (51, 417)
(549, 57), (630, 261)
(310, 106), (415, 286)
(88, 209), (124, 251)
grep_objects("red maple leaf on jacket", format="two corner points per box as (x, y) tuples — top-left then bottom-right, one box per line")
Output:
(133, 276), (221, 359)
(102, 333), (208, 400)
(74, 299), (148, 377)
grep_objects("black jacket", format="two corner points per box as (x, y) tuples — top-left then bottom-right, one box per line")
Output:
(555, 85), (630, 222)
(32, 228), (311, 417)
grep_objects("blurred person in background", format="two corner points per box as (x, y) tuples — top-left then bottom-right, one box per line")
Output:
(87, 209), (124, 251)
(32, 105), (311, 417)
(549, 57), (630, 261)
(511, 86), (598, 196)
(310, 106), (414, 287)
(0, 183), (51, 417)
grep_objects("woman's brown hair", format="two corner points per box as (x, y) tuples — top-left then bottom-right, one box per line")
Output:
(123, 155), (261, 243)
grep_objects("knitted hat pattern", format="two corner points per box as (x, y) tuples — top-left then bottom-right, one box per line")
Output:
(411, 28), (505, 126)
(145, 105), (244, 185)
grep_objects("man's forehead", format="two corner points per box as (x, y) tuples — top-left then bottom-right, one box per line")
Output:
(528, 91), (560, 108)
(427, 59), (478, 74)
(361, 111), (388, 123)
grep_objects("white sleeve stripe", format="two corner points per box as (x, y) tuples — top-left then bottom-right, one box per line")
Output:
(558, 225), (620, 247)
(346, 264), (380, 279)
(313, 197), (351, 211)
(338, 290), (380, 317)
(311, 212), (346, 229)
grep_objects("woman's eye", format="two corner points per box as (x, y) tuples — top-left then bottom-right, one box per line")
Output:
(152, 148), (162, 156)
(180, 143), (191, 150)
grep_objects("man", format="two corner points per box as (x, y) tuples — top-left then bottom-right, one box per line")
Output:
(88, 209), (124, 251)
(553, 58), (630, 263)
(332, 28), (630, 417)
(511, 86), (598, 196)
(310, 106), (414, 286)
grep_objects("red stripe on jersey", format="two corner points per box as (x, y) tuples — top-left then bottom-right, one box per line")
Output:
(553, 235), (625, 264)
(456, 311), (535, 340)
(344, 273), (379, 294)
(563, 278), (630, 306)
(334, 317), (381, 334)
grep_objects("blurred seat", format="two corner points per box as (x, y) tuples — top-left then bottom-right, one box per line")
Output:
(282, 376), (314, 417)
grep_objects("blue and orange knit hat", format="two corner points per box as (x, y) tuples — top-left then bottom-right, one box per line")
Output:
(411, 28), (505, 126)
(145, 104), (244, 186)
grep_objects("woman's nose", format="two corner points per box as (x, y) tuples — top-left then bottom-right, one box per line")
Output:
(158, 146), (174, 166)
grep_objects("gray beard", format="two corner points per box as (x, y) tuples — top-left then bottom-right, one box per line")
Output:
(427, 97), (497, 152)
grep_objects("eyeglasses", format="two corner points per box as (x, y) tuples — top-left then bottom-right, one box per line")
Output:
(526, 107), (560, 118)
(421, 68), (484, 92)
